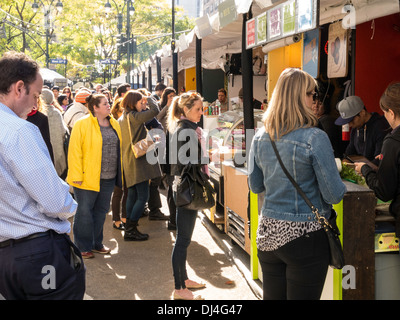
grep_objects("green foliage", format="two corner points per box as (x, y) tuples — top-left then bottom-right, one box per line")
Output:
(0, 0), (195, 83)
(340, 162), (366, 185)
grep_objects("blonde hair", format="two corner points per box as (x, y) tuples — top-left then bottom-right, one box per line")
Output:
(263, 68), (318, 140)
(167, 91), (202, 132)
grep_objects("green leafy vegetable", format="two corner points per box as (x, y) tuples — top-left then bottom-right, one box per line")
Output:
(340, 162), (365, 185)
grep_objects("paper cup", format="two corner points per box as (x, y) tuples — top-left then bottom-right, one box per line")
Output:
(335, 158), (342, 172)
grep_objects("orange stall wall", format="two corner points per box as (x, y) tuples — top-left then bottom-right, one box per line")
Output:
(355, 13), (400, 114)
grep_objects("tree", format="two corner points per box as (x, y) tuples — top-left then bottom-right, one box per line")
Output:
(0, 0), (194, 83)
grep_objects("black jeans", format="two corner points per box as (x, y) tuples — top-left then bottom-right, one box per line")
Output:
(171, 198), (198, 289)
(257, 229), (329, 300)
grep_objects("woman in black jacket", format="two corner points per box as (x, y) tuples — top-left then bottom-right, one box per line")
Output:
(168, 92), (208, 300)
(355, 82), (400, 236)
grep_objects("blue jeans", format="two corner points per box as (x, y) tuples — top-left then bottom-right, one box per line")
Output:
(171, 202), (198, 290)
(126, 180), (149, 222)
(73, 178), (115, 252)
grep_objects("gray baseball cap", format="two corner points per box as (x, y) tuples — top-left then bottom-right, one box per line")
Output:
(335, 96), (365, 125)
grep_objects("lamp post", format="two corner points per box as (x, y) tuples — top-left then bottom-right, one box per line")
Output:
(105, 0), (135, 86)
(32, 0), (63, 69)
(171, 0), (178, 92)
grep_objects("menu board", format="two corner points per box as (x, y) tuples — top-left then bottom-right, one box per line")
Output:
(282, 0), (296, 36)
(298, 0), (317, 32)
(268, 7), (281, 39)
(246, 18), (256, 48)
(256, 12), (267, 45)
(246, 0), (318, 48)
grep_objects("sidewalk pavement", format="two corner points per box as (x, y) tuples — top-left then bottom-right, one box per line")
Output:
(81, 190), (262, 300)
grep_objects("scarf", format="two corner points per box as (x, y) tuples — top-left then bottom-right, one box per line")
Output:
(27, 108), (38, 117)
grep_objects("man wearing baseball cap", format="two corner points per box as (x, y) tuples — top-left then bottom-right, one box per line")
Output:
(335, 96), (390, 162)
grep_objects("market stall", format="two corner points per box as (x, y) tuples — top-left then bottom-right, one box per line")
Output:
(202, 110), (264, 230)
(131, 0), (400, 300)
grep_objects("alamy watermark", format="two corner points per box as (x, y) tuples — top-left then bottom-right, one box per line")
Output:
(145, 127), (256, 174)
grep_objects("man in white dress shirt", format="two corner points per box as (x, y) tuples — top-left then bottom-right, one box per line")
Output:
(0, 51), (85, 300)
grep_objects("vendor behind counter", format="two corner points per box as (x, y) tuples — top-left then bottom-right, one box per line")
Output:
(355, 83), (400, 237)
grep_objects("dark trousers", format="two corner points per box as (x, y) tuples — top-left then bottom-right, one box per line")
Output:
(0, 231), (85, 300)
(167, 185), (176, 225)
(148, 176), (162, 214)
(111, 184), (127, 222)
(257, 229), (329, 300)
(171, 205), (197, 290)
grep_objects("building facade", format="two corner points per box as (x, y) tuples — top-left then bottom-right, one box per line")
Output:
(202, 0), (223, 17)
(176, 0), (202, 18)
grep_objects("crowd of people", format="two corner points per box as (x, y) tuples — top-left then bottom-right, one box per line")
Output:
(1, 51), (400, 301)
(0, 51), (209, 300)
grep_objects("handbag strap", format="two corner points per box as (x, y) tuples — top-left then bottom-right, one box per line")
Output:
(126, 113), (136, 154)
(270, 139), (318, 215)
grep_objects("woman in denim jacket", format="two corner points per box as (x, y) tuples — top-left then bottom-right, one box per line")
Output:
(248, 68), (346, 300)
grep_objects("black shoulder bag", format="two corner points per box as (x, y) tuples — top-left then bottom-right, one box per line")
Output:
(270, 139), (345, 269)
(175, 163), (216, 211)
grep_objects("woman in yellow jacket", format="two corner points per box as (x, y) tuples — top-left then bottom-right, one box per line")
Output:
(67, 93), (123, 259)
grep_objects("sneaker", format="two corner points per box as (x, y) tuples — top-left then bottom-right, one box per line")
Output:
(92, 246), (111, 254)
(81, 251), (94, 259)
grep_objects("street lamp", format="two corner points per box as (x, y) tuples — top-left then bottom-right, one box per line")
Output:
(32, 0), (63, 68)
(104, 0), (135, 86)
(171, 0), (178, 92)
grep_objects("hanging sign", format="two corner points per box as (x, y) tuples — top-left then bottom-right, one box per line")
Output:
(256, 11), (267, 46)
(303, 28), (320, 78)
(282, 0), (296, 36)
(256, 0), (319, 45)
(246, 18), (256, 49)
(218, 0), (237, 29)
(196, 15), (213, 39)
(297, 0), (317, 33)
(100, 59), (118, 65)
(50, 58), (68, 65)
(268, 6), (282, 39)
(327, 21), (348, 78)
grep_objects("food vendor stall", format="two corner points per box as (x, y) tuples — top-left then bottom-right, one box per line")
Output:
(202, 110), (264, 252)
(156, 0), (400, 300)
